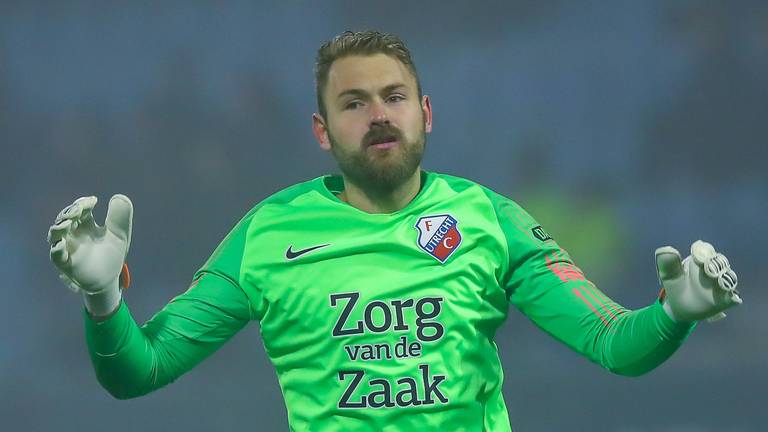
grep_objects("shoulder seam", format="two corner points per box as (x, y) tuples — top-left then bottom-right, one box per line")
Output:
(478, 186), (514, 297)
(431, 172), (480, 194)
(256, 177), (323, 208)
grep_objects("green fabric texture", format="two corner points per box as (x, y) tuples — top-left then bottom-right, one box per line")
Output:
(84, 171), (696, 431)
(479, 186), (696, 377)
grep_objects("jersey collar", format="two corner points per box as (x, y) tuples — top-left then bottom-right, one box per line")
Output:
(317, 170), (435, 216)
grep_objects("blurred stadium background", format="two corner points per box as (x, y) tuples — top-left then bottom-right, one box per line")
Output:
(1, 1), (766, 431)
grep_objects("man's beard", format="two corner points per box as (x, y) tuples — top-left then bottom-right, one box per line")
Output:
(328, 123), (426, 196)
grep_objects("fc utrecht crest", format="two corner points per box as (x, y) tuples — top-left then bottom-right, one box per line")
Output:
(414, 214), (462, 263)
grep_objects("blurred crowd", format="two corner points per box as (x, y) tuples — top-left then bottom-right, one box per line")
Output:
(1, 1), (765, 431)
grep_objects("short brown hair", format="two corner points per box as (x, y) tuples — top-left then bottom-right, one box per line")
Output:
(314, 30), (422, 119)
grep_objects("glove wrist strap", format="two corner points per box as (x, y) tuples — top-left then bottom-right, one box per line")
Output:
(82, 279), (122, 319)
(662, 300), (689, 323)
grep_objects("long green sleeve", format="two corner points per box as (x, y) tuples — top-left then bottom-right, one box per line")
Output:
(483, 187), (697, 376)
(83, 271), (252, 399)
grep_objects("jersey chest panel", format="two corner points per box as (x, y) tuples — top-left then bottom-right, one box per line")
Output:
(243, 189), (509, 361)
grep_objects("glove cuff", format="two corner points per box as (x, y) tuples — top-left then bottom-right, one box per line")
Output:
(662, 300), (694, 324)
(82, 279), (122, 319)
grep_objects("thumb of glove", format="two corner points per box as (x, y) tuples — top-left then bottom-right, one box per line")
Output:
(105, 194), (133, 248)
(655, 246), (683, 283)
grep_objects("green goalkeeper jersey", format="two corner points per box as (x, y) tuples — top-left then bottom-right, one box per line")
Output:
(85, 171), (696, 431)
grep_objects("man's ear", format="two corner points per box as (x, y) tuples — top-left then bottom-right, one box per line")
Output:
(421, 95), (433, 133)
(312, 113), (332, 151)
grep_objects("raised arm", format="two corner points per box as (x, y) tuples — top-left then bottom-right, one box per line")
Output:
(84, 271), (252, 399)
(506, 241), (695, 377)
(482, 188), (740, 376)
(48, 195), (256, 398)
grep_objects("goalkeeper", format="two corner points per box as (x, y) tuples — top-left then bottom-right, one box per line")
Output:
(47, 31), (742, 431)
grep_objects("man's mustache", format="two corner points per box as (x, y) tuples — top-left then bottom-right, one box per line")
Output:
(363, 125), (403, 147)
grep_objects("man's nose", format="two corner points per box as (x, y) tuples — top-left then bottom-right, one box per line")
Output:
(369, 100), (390, 126)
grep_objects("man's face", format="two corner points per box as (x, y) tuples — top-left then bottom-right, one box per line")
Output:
(313, 54), (432, 194)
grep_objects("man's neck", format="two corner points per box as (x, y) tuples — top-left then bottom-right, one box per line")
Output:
(338, 170), (422, 214)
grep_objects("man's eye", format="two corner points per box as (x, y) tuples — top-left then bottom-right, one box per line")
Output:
(345, 101), (362, 110)
(387, 95), (405, 103)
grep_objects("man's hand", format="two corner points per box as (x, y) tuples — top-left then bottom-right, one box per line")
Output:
(656, 240), (742, 323)
(47, 195), (133, 317)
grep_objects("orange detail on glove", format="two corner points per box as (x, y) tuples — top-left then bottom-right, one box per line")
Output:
(120, 263), (131, 290)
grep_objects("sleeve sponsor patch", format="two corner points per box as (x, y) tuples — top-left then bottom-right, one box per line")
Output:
(531, 225), (553, 242)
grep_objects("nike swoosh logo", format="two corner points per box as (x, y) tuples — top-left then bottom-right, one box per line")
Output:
(285, 243), (331, 260)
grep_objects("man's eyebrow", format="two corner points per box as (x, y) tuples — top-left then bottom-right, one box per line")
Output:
(336, 83), (408, 100)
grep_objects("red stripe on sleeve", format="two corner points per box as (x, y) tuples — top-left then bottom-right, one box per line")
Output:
(588, 284), (627, 318)
(580, 285), (619, 322)
(572, 287), (611, 326)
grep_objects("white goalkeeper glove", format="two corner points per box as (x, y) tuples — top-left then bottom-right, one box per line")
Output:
(47, 195), (133, 317)
(656, 240), (742, 323)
